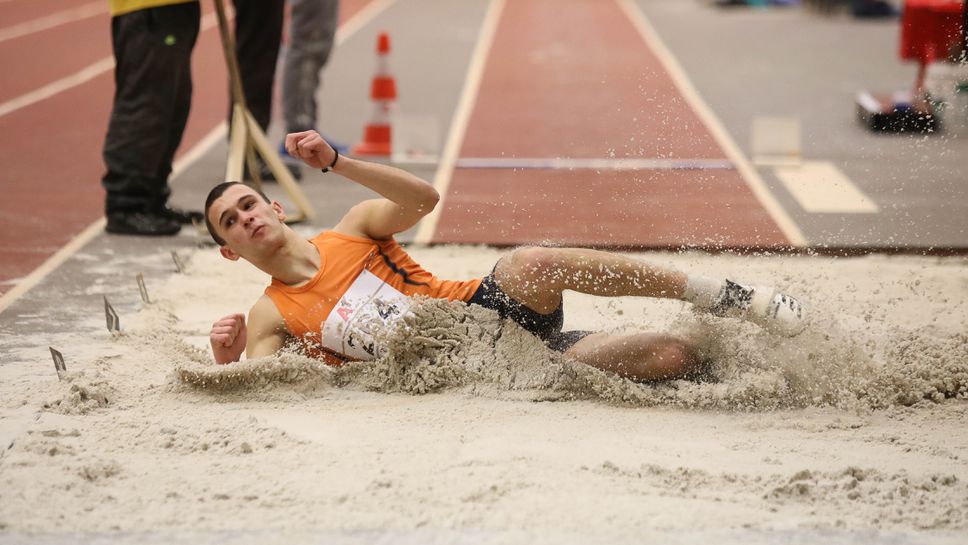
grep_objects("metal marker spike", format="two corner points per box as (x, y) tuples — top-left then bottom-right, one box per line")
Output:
(171, 250), (185, 273)
(103, 296), (120, 333)
(49, 347), (66, 378)
(136, 273), (151, 304)
(192, 217), (209, 237)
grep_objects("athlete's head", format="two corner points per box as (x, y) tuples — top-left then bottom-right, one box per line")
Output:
(205, 182), (285, 260)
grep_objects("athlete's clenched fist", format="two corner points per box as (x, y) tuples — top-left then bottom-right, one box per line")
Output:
(210, 313), (247, 365)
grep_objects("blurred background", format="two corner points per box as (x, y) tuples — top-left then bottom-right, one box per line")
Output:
(0, 0), (966, 302)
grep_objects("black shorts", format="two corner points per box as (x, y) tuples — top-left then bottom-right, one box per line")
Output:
(466, 273), (593, 353)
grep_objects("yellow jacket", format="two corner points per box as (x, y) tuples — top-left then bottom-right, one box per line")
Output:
(109, 0), (196, 17)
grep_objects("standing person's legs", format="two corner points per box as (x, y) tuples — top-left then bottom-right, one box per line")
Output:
(152, 7), (201, 222)
(283, 0), (339, 133)
(232, 0), (285, 132)
(102, 2), (200, 235)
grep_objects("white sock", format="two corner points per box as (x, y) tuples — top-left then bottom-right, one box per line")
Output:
(682, 275), (724, 310)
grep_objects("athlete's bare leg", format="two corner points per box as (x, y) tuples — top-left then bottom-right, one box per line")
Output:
(493, 247), (687, 314)
(492, 246), (807, 338)
(564, 331), (701, 382)
(491, 247), (702, 380)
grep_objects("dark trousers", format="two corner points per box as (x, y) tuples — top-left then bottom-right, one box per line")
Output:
(101, 2), (200, 215)
(283, 0), (340, 133)
(232, 0), (285, 132)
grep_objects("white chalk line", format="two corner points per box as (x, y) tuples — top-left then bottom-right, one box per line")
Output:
(334, 0), (397, 45)
(0, 0), (386, 120)
(774, 161), (879, 214)
(0, 220), (105, 315)
(455, 157), (735, 170)
(0, 1), (105, 44)
(0, 57), (114, 118)
(0, 122), (227, 316)
(414, 0), (506, 245)
(615, 0), (807, 247)
(0, 0), (390, 316)
(171, 122), (228, 180)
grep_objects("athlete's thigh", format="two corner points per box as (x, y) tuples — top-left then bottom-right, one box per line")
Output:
(490, 249), (561, 313)
(564, 331), (689, 380)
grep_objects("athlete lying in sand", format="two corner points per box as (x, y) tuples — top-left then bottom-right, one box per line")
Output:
(206, 130), (805, 382)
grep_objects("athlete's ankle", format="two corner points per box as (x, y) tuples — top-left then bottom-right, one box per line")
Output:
(681, 275), (724, 310)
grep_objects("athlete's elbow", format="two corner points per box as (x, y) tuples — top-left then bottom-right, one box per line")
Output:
(419, 186), (440, 213)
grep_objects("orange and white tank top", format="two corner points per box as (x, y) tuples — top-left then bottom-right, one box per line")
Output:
(264, 231), (483, 366)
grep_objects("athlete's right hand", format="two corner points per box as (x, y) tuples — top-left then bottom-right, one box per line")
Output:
(210, 313), (247, 365)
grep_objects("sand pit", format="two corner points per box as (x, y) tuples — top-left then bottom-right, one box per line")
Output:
(1, 244), (967, 543)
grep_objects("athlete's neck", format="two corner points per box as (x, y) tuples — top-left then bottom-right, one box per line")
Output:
(252, 230), (320, 286)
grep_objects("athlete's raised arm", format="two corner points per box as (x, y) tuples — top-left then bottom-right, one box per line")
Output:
(209, 296), (287, 364)
(284, 130), (439, 240)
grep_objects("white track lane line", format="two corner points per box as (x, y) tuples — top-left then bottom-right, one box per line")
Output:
(455, 157), (734, 170)
(0, 123), (226, 315)
(0, 0), (390, 121)
(615, 0), (807, 246)
(774, 161), (879, 213)
(334, 0), (397, 43)
(0, 218), (106, 314)
(0, 9), (226, 120)
(0, 0), (396, 316)
(0, 1), (105, 44)
(414, 0), (506, 245)
(0, 57), (114, 118)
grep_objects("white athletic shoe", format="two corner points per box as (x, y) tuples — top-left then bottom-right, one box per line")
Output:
(709, 280), (807, 337)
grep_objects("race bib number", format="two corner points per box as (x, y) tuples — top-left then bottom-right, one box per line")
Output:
(322, 270), (410, 360)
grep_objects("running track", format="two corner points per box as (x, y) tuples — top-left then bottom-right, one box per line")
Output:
(0, 0), (794, 299)
(0, 0), (372, 297)
(427, 0), (791, 249)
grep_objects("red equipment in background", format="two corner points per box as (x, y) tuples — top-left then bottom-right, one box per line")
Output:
(353, 33), (397, 156)
(858, 0), (966, 132)
(901, 0), (965, 93)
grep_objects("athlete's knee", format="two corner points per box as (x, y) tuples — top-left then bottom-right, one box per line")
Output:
(495, 247), (565, 309)
(647, 336), (701, 379)
(506, 246), (562, 279)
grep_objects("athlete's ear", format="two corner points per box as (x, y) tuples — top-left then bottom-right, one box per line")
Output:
(271, 200), (286, 222)
(219, 246), (241, 261)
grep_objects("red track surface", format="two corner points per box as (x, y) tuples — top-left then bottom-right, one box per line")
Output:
(0, 0), (372, 296)
(1, 0), (786, 299)
(0, 0), (97, 26)
(432, 0), (787, 248)
(0, 14), (109, 103)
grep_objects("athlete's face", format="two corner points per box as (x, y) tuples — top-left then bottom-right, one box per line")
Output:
(207, 184), (286, 260)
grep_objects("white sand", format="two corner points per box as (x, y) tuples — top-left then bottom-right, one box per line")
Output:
(1, 245), (967, 542)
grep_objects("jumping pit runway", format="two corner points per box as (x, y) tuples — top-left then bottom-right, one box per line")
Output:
(1, 0), (967, 543)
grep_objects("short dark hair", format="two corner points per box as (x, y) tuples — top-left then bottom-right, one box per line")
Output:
(204, 182), (271, 246)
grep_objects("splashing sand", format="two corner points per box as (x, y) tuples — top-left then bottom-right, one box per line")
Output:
(2, 246), (967, 540)
(172, 297), (967, 412)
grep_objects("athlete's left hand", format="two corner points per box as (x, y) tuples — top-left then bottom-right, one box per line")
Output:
(285, 131), (336, 170)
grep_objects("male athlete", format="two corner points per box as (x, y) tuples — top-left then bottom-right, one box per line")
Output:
(207, 131), (805, 382)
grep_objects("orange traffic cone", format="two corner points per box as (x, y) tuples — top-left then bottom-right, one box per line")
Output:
(353, 32), (396, 156)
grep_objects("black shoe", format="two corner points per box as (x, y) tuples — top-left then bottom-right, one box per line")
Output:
(157, 206), (204, 225)
(106, 211), (181, 236)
